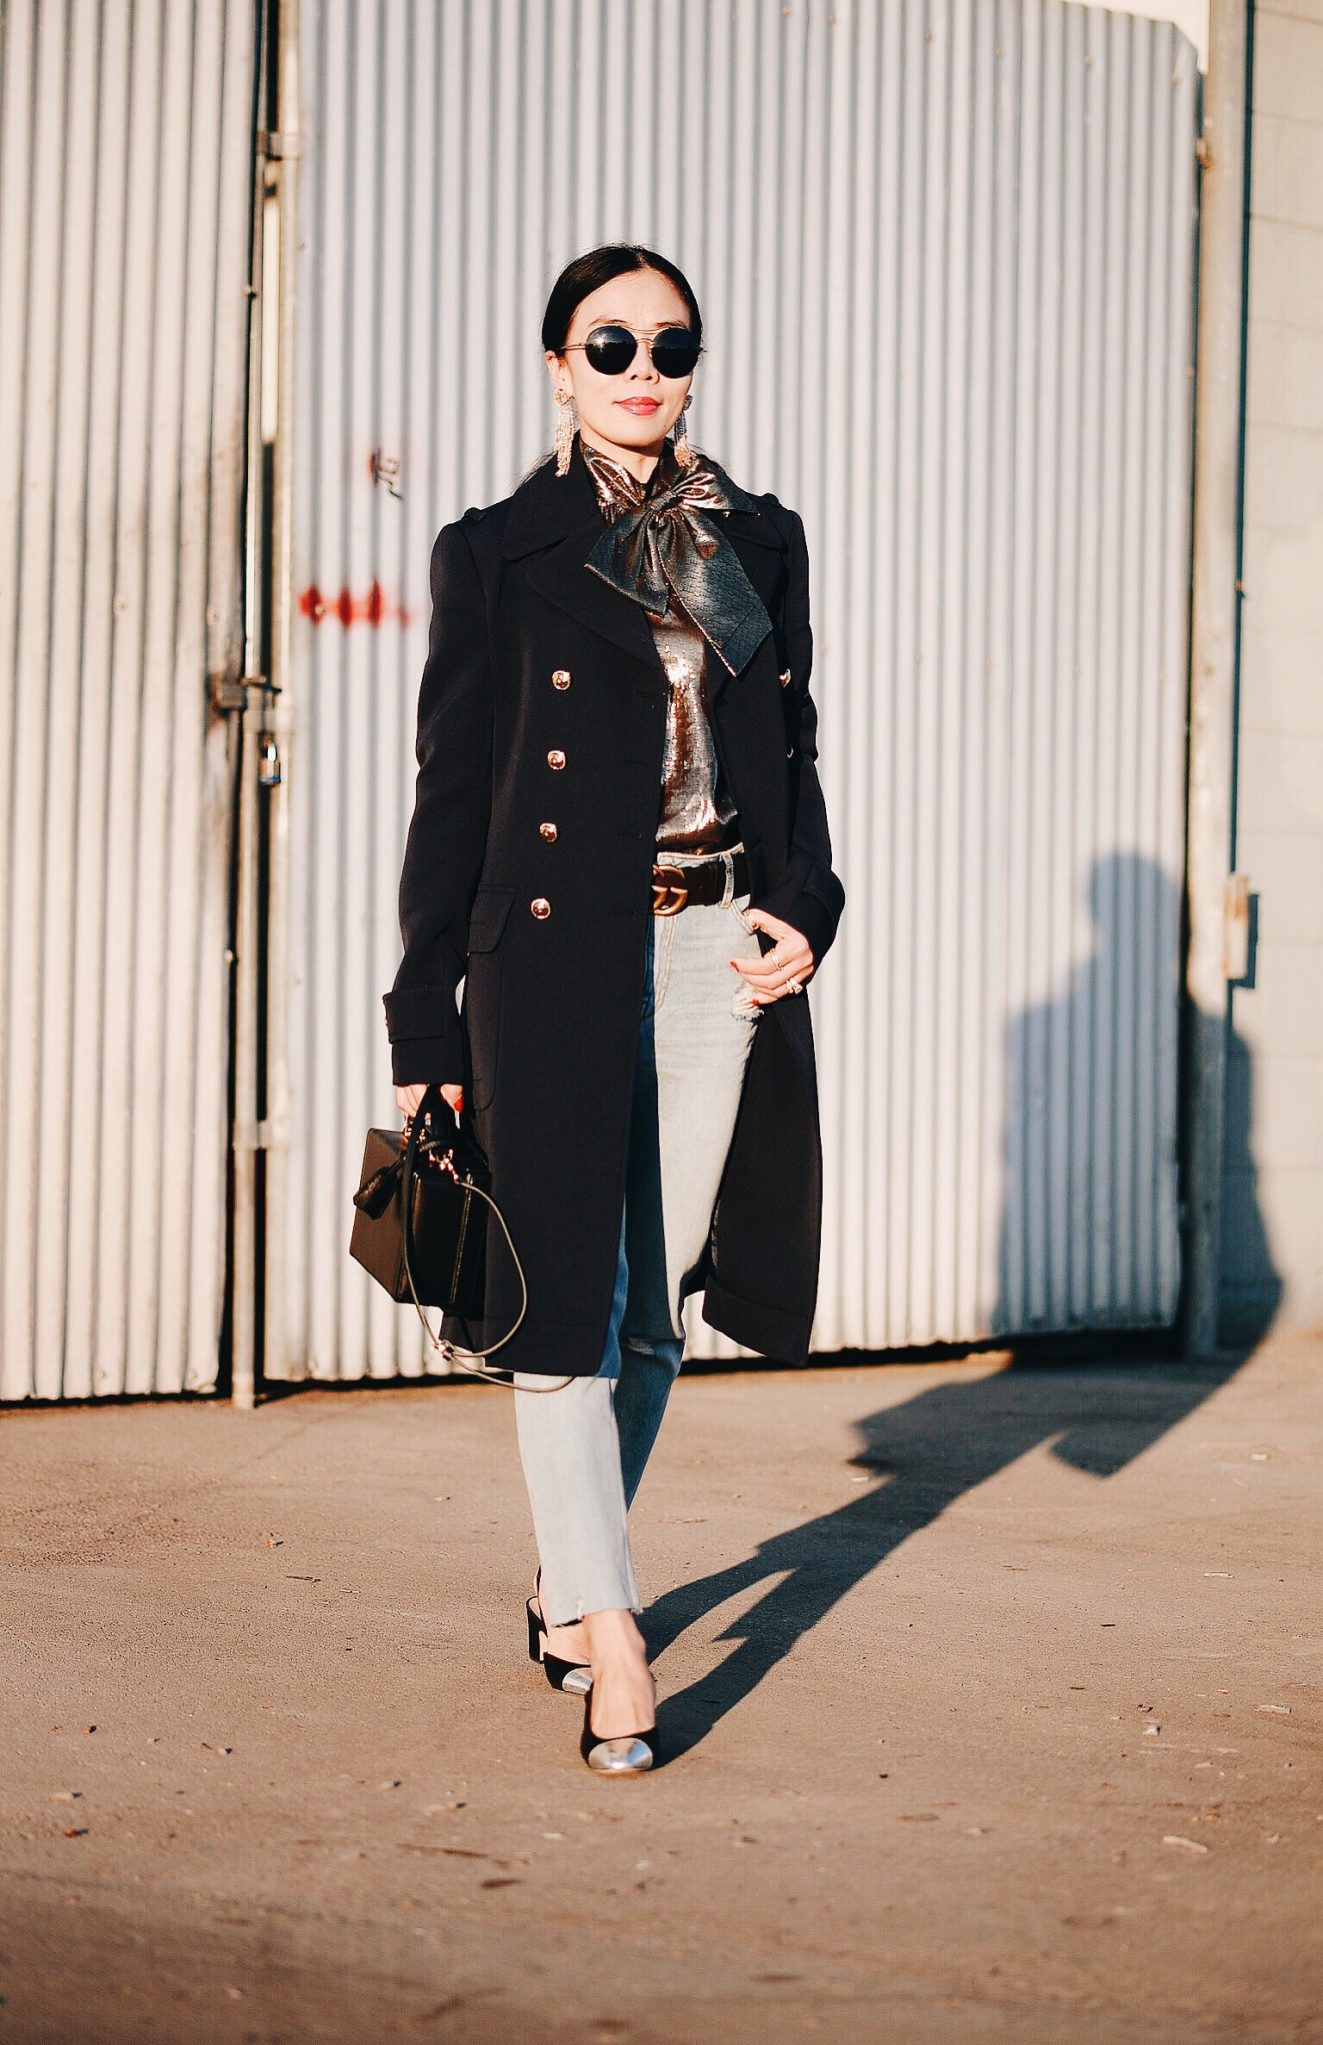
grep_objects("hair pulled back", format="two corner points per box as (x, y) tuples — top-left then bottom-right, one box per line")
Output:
(541, 244), (704, 354)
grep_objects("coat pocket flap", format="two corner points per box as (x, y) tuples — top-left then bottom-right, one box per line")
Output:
(466, 885), (515, 955)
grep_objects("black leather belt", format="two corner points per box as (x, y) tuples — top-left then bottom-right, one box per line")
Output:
(650, 847), (750, 915)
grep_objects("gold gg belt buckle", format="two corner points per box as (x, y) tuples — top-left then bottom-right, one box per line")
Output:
(651, 863), (689, 916)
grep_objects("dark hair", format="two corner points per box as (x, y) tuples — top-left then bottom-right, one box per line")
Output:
(541, 244), (704, 354)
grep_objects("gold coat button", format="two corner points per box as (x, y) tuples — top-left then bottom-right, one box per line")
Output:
(547, 748), (566, 770)
(551, 668), (572, 689)
(539, 821), (558, 841)
(530, 897), (552, 919)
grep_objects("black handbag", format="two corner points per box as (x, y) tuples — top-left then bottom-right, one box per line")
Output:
(349, 1084), (531, 1382)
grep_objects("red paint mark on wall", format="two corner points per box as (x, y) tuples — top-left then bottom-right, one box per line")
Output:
(299, 581), (414, 629)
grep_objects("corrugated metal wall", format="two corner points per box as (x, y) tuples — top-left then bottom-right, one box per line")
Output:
(0, 1), (256, 1398)
(278, 0), (1197, 1379)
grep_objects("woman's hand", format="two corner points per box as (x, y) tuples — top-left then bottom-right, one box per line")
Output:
(730, 908), (816, 1004)
(394, 1081), (465, 1121)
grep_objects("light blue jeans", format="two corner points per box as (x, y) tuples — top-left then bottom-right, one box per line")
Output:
(513, 847), (763, 1627)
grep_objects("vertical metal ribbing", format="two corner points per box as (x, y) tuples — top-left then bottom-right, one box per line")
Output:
(0, 1), (255, 1399)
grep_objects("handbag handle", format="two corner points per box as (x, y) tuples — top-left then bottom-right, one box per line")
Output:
(399, 1086), (569, 1392)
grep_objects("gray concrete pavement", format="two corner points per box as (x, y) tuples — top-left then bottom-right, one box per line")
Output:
(3, 1336), (1321, 2044)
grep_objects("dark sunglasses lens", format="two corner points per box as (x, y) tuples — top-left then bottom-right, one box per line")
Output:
(584, 326), (638, 375)
(650, 329), (700, 378)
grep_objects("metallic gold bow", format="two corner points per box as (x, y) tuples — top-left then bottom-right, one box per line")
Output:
(582, 442), (773, 675)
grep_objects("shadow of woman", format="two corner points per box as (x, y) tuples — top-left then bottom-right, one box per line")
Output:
(994, 850), (1280, 1346)
(647, 1347), (1247, 1760)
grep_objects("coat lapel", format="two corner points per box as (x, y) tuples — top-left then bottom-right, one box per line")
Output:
(503, 453), (664, 677)
(502, 446), (787, 687)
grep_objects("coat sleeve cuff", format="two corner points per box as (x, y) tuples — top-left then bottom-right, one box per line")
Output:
(382, 988), (464, 1088)
(390, 1034), (465, 1089)
(750, 865), (844, 966)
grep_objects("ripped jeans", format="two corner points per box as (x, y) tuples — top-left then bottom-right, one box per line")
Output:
(513, 849), (763, 1627)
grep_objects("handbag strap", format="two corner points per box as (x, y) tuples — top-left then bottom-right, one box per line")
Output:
(399, 1087), (570, 1392)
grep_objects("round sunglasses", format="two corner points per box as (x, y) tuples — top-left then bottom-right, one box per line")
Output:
(562, 324), (701, 380)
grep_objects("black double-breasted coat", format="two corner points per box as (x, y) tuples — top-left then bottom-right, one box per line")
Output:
(383, 445), (845, 1377)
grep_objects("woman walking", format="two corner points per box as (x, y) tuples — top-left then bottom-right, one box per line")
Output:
(385, 245), (844, 1774)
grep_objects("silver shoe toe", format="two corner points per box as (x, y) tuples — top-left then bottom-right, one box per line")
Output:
(560, 1664), (593, 1698)
(585, 1735), (655, 1775)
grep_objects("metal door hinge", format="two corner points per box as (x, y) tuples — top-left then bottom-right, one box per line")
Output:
(209, 671), (267, 713)
(259, 128), (301, 161)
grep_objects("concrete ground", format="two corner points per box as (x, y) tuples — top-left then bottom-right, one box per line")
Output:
(2, 1336), (1321, 2045)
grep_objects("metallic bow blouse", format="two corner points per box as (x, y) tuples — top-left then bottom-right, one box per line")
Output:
(580, 437), (766, 853)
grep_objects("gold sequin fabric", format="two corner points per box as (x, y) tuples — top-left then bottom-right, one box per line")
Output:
(582, 440), (741, 853)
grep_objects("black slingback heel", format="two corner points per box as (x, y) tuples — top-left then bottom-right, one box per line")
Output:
(525, 1578), (592, 1697)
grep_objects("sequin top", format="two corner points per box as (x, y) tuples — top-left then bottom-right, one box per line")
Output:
(580, 438), (740, 853)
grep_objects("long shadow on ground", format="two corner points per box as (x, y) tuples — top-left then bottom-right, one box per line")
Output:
(646, 1349), (1250, 1762)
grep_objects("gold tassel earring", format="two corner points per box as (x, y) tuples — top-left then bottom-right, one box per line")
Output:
(673, 396), (695, 469)
(553, 389), (577, 476)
